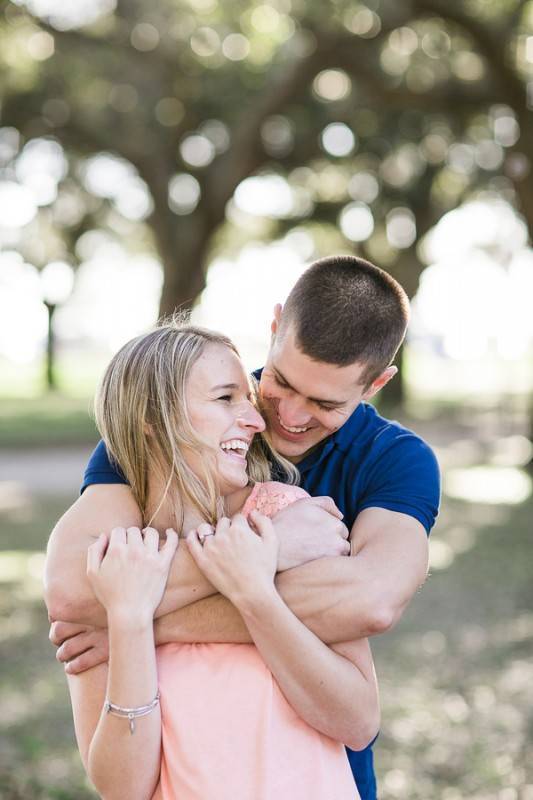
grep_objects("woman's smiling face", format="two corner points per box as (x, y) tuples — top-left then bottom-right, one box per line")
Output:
(185, 343), (266, 495)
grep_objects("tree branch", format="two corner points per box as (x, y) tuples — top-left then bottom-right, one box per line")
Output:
(205, 34), (338, 220)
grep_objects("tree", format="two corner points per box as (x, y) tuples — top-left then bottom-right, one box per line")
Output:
(1, 0), (531, 319)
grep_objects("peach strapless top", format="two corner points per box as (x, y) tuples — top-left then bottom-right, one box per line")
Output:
(152, 482), (358, 800)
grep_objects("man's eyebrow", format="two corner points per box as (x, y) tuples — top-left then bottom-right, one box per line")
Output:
(272, 366), (345, 407)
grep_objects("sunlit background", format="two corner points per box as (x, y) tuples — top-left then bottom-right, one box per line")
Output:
(1, 0), (533, 798)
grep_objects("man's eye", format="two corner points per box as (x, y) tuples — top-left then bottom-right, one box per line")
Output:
(274, 375), (288, 388)
(317, 403), (337, 412)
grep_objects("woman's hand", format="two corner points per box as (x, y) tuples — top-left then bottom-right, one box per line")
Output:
(186, 511), (278, 608)
(87, 526), (178, 626)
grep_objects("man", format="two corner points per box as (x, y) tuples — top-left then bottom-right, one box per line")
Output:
(46, 254), (440, 799)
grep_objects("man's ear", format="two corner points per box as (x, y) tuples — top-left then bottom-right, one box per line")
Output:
(271, 303), (283, 335)
(362, 366), (398, 400)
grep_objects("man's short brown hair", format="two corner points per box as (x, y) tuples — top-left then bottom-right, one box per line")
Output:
(279, 255), (410, 386)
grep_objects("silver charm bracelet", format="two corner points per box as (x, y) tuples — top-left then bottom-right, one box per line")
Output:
(105, 691), (161, 734)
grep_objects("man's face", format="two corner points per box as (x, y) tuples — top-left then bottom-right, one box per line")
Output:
(259, 322), (394, 463)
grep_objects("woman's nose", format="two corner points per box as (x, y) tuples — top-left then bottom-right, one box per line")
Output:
(238, 403), (266, 433)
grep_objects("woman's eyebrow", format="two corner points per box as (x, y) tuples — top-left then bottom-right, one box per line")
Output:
(210, 382), (240, 391)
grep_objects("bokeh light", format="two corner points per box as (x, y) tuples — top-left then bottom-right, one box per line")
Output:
(0, 182), (37, 227)
(179, 134), (216, 168)
(313, 70), (351, 102)
(14, 0), (117, 30)
(339, 202), (375, 242)
(321, 123), (356, 157)
(168, 173), (201, 215)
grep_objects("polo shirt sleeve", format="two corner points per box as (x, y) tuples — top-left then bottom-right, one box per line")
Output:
(81, 440), (128, 494)
(357, 433), (440, 535)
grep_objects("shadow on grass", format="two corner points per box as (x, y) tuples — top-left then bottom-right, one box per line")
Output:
(374, 494), (533, 799)
(0, 496), (97, 799)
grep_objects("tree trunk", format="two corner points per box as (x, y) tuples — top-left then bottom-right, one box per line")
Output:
(383, 341), (406, 411)
(157, 221), (210, 317)
(141, 160), (214, 317)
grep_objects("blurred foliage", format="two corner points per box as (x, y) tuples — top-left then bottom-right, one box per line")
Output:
(0, 0), (532, 317)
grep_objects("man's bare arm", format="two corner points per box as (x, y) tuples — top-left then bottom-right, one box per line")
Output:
(45, 488), (348, 627)
(44, 485), (217, 625)
(154, 507), (429, 645)
(278, 507), (429, 641)
(53, 506), (428, 671)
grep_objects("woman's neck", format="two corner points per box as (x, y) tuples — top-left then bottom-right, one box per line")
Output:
(145, 480), (254, 536)
(225, 485), (254, 516)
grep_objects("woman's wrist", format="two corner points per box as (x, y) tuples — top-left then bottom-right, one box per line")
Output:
(231, 582), (281, 619)
(107, 608), (154, 633)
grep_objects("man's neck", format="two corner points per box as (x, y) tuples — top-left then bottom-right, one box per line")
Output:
(286, 440), (324, 466)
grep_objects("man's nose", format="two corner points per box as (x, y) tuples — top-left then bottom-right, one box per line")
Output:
(277, 397), (312, 427)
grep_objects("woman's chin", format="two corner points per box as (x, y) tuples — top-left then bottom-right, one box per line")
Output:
(218, 467), (249, 496)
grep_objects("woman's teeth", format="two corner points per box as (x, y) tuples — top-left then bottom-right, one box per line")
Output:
(220, 439), (249, 453)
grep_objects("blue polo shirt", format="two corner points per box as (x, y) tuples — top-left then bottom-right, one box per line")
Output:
(82, 400), (440, 800)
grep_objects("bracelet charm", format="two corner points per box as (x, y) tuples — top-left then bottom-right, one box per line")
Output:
(105, 691), (160, 735)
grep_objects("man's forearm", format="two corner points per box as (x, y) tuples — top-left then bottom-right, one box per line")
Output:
(154, 536), (426, 647)
(155, 594), (251, 644)
(154, 556), (379, 646)
(45, 485), (219, 626)
(276, 557), (385, 642)
(276, 510), (430, 643)
(47, 527), (218, 627)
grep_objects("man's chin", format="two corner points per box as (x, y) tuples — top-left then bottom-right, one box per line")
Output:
(270, 430), (312, 461)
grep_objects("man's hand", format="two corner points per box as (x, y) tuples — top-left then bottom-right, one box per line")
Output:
(273, 496), (350, 571)
(50, 620), (109, 674)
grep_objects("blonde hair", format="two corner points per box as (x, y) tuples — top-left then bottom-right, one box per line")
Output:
(94, 315), (298, 528)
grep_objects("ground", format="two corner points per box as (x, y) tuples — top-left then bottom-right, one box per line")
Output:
(1, 425), (532, 799)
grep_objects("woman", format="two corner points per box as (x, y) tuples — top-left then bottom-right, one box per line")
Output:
(67, 319), (379, 800)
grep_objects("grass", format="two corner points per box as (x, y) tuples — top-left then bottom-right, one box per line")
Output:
(373, 494), (533, 798)
(0, 397), (98, 448)
(0, 495), (97, 800)
(0, 465), (532, 798)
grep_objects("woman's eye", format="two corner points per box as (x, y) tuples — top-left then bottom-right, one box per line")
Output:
(217, 395), (232, 402)
(274, 375), (288, 388)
